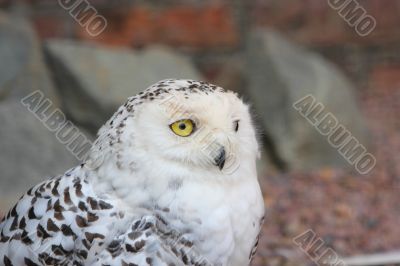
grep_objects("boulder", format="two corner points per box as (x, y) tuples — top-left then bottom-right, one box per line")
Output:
(0, 11), (59, 104)
(0, 101), (79, 210)
(44, 41), (202, 131)
(244, 30), (368, 171)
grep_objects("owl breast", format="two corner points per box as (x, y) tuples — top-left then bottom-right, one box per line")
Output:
(148, 175), (265, 266)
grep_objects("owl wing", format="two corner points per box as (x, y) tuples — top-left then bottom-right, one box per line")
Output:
(0, 165), (117, 265)
(249, 216), (264, 263)
(0, 166), (210, 266)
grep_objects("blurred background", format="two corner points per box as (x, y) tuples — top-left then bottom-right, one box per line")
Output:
(0, 0), (399, 265)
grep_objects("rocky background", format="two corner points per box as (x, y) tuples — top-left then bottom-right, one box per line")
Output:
(0, 1), (399, 265)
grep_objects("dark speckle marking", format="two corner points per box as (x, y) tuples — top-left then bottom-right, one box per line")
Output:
(87, 197), (99, 210)
(75, 215), (88, 228)
(85, 232), (105, 243)
(61, 224), (76, 238)
(78, 201), (88, 211)
(74, 183), (84, 197)
(46, 200), (52, 211)
(52, 180), (60, 196)
(128, 231), (142, 240)
(28, 207), (38, 220)
(24, 258), (39, 266)
(19, 217), (26, 230)
(63, 188), (72, 205)
(87, 212), (99, 222)
(10, 205), (17, 217)
(126, 239), (145, 253)
(4, 255), (13, 266)
(54, 212), (65, 221)
(21, 230), (34, 245)
(98, 200), (113, 210)
(37, 224), (51, 239)
(52, 244), (70, 256)
(10, 217), (18, 231)
(53, 200), (65, 212)
(47, 219), (60, 232)
(77, 249), (88, 260)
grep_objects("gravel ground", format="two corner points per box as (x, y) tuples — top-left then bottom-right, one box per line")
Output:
(253, 85), (400, 266)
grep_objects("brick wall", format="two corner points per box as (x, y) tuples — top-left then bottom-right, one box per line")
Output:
(2, 0), (400, 89)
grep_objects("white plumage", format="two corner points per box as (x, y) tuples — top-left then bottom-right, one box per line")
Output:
(0, 79), (264, 266)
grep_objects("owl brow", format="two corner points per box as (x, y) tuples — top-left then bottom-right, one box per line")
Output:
(158, 94), (198, 123)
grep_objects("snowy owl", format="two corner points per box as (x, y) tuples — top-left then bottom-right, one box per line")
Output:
(0, 79), (264, 266)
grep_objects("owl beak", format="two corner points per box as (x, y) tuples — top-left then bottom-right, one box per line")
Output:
(213, 147), (226, 170)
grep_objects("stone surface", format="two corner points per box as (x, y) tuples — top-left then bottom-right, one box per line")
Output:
(76, 5), (238, 49)
(251, 0), (400, 45)
(44, 40), (202, 131)
(0, 11), (59, 104)
(0, 101), (79, 211)
(245, 30), (368, 171)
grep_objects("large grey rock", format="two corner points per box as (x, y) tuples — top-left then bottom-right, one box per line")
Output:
(245, 30), (367, 171)
(0, 101), (78, 210)
(44, 41), (202, 131)
(0, 12), (59, 104)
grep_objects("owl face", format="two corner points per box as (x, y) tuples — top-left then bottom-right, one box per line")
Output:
(130, 89), (259, 175)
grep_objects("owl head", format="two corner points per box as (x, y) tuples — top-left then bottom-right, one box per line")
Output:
(88, 79), (259, 183)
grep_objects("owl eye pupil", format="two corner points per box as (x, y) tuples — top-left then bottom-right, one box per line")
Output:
(179, 123), (186, 130)
(170, 119), (194, 137)
(234, 120), (239, 132)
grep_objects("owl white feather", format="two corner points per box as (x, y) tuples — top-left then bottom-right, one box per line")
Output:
(0, 79), (264, 266)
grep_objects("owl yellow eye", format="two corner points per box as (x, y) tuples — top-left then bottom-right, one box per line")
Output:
(169, 119), (195, 137)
